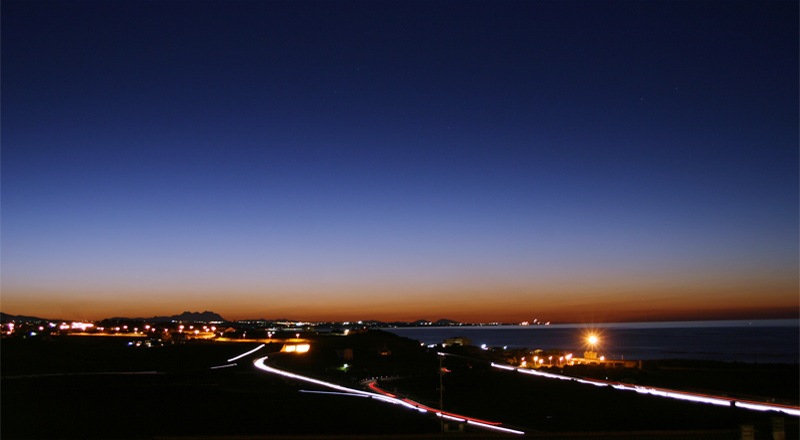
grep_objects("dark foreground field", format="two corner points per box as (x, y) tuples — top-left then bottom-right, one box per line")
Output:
(1, 336), (439, 439)
(1, 332), (797, 439)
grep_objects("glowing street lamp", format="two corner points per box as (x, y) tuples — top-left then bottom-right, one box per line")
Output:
(585, 334), (600, 360)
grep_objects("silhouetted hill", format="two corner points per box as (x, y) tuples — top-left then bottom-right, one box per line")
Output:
(0, 312), (48, 323)
(109, 311), (226, 323)
(172, 311), (225, 322)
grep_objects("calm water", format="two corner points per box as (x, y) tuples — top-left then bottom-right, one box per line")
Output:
(382, 319), (799, 363)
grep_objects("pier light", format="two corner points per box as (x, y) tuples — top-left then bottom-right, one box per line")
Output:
(588, 335), (598, 346)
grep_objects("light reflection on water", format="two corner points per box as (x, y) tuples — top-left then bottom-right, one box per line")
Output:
(382, 319), (799, 363)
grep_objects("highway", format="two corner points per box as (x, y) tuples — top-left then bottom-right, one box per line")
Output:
(491, 362), (800, 417)
(248, 353), (525, 435)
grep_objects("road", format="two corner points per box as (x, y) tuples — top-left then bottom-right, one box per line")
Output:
(248, 353), (525, 435)
(491, 362), (800, 417)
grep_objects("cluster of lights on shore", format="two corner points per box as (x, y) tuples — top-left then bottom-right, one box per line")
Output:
(2, 321), (225, 337)
(520, 352), (577, 367)
(481, 333), (604, 367)
(4, 321), (99, 337)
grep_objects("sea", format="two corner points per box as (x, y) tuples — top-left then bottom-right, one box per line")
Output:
(382, 319), (799, 364)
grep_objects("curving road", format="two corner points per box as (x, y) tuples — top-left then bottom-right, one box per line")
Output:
(249, 354), (525, 435)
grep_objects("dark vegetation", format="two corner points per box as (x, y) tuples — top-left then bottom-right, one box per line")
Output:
(1, 331), (797, 439)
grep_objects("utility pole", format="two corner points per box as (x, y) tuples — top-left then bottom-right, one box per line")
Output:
(439, 354), (445, 435)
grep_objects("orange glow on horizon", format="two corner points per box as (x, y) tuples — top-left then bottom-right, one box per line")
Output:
(2, 277), (797, 323)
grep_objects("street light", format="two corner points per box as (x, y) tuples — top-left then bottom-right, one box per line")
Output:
(586, 334), (600, 360)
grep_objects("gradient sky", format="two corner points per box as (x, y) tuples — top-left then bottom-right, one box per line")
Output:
(2, 0), (798, 323)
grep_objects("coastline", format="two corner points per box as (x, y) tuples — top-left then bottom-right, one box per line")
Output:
(383, 320), (799, 364)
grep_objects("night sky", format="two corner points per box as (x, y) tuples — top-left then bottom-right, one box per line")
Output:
(2, 1), (797, 322)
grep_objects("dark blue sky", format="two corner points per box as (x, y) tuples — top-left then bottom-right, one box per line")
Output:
(2, 0), (797, 322)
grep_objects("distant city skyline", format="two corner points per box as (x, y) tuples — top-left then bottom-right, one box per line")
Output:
(2, 1), (797, 323)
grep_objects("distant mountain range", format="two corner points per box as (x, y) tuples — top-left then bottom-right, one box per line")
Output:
(109, 311), (226, 323)
(1, 310), (468, 326)
(0, 312), (49, 323)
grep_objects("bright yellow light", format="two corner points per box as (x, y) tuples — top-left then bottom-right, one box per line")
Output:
(281, 344), (310, 353)
(588, 335), (598, 345)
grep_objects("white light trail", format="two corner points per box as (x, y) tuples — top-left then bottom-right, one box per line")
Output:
(254, 357), (524, 434)
(491, 363), (516, 371)
(209, 363), (237, 369)
(735, 402), (800, 416)
(300, 390), (372, 398)
(494, 364), (800, 416)
(227, 344), (265, 362)
(734, 400), (800, 417)
(465, 419), (526, 434)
